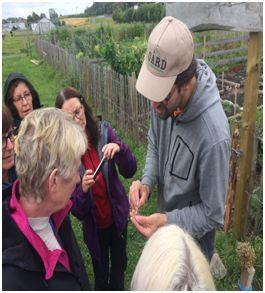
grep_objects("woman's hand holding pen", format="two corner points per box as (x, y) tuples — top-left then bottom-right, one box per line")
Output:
(102, 143), (120, 160)
(82, 169), (95, 193)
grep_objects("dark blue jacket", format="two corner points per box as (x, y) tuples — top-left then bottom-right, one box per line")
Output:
(71, 121), (137, 260)
(2, 166), (17, 201)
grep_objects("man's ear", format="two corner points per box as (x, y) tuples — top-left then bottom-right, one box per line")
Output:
(48, 169), (58, 193)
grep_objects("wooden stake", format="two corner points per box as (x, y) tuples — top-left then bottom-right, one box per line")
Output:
(240, 267), (255, 289)
(232, 32), (262, 240)
(202, 34), (207, 59)
(224, 122), (239, 233)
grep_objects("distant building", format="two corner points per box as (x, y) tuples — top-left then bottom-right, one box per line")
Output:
(2, 22), (26, 32)
(3, 23), (13, 32)
(34, 17), (56, 34)
(16, 22), (26, 30)
(166, 2), (262, 32)
(30, 23), (38, 31)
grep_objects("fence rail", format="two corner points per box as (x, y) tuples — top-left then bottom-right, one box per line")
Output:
(194, 32), (249, 67)
(195, 34), (249, 47)
(35, 38), (151, 142)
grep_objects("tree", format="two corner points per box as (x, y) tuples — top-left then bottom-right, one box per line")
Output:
(113, 9), (125, 23)
(114, 3), (165, 23)
(32, 11), (40, 22)
(49, 9), (59, 25)
(27, 15), (34, 25)
(84, 2), (137, 17)
(124, 7), (135, 23)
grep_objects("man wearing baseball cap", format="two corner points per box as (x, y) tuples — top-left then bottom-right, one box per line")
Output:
(129, 16), (231, 261)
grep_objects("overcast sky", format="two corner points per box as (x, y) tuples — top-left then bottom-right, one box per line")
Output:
(2, 0), (93, 19)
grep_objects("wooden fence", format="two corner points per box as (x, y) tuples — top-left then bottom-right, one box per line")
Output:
(194, 32), (249, 67)
(35, 38), (151, 142)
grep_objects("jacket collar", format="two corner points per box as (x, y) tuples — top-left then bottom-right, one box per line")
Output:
(10, 179), (72, 279)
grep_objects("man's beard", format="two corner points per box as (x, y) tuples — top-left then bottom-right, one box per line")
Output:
(154, 103), (171, 120)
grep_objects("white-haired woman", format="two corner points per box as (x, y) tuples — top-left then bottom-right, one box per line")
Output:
(131, 225), (215, 291)
(2, 108), (90, 291)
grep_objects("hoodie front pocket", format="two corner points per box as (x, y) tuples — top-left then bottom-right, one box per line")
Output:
(170, 136), (194, 180)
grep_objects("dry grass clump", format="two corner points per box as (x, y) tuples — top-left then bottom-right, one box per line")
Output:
(237, 242), (256, 269)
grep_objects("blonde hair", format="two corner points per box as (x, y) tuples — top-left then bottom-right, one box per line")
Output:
(131, 225), (215, 291)
(15, 107), (87, 202)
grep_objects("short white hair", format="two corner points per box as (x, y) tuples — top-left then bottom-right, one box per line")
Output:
(131, 225), (215, 291)
(15, 107), (87, 202)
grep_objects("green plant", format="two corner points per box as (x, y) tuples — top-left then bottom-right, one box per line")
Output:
(97, 38), (147, 75)
(222, 99), (241, 117)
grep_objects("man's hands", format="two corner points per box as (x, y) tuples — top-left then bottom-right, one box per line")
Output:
(129, 180), (150, 214)
(129, 181), (166, 238)
(130, 212), (167, 238)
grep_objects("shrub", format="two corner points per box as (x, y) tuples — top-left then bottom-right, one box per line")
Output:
(114, 3), (165, 23)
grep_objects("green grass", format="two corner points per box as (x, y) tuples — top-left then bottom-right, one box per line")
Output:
(2, 30), (35, 56)
(2, 33), (73, 107)
(2, 32), (263, 291)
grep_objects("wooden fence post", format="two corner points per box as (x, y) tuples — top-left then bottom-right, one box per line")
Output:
(28, 36), (32, 58)
(232, 32), (262, 240)
(202, 34), (207, 59)
(253, 164), (262, 235)
(224, 122), (239, 233)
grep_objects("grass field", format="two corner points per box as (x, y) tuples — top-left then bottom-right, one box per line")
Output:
(61, 17), (90, 27)
(59, 16), (114, 29)
(2, 31), (263, 291)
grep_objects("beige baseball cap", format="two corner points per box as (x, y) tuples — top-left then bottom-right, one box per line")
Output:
(136, 16), (194, 102)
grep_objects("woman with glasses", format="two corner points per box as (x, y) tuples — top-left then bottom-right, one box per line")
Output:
(4, 72), (42, 134)
(2, 105), (17, 199)
(55, 87), (137, 290)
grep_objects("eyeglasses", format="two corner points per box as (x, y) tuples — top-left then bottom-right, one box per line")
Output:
(13, 91), (32, 103)
(2, 129), (15, 149)
(69, 104), (84, 119)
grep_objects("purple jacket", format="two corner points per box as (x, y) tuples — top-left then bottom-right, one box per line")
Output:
(71, 121), (137, 261)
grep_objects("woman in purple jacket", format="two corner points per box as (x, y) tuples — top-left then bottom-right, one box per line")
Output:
(55, 87), (137, 290)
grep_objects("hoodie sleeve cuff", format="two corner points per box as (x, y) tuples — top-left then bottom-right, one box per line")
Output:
(141, 177), (153, 193)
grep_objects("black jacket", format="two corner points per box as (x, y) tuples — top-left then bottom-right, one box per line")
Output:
(4, 72), (42, 133)
(2, 193), (91, 291)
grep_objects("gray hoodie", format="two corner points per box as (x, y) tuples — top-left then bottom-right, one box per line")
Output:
(141, 59), (231, 239)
